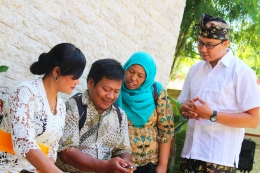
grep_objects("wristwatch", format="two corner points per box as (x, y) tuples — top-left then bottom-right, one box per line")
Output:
(210, 110), (217, 122)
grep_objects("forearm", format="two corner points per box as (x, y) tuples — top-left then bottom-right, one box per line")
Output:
(185, 97), (259, 128)
(158, 141), (171, 167)
(59, 147), (104, 172)
(26, 149), (62, 173)
(59, 147), (132, 173)
(49, 157), (56, 164)
(216, 109), (259, 128)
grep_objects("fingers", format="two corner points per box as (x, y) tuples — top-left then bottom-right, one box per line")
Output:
(191, 97), (199, 102)
(110, 157), (135, 173)
(182, 110), (199, 120)
(197, 96), (205, 104)
(183, 103), (195, 111)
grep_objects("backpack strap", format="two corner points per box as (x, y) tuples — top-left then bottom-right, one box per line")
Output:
(71, 93), (87, 131)
(72, 93), (122, 131)
(112, 103), (122, 127)
(152, 82), (158, 105)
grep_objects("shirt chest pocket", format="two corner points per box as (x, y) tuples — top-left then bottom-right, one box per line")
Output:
(221, 82), (235, 99)
(218, 81), (236, 107)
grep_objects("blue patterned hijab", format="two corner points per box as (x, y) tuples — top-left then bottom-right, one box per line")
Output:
(115, 52), (162, 127)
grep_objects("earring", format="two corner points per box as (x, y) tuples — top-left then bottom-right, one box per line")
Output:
(55, 76), (58, 81)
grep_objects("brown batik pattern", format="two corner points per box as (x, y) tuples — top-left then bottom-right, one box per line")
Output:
(179, 158), (236, 173)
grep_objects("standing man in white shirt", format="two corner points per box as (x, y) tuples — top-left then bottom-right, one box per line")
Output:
(178, 13), (260, 173)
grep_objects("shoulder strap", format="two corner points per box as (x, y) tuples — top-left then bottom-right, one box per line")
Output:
(152, 82), (158, 105)
(112, 103), (122, 127)
(72, 93), (121, 130)
(71, 93), (87, 131)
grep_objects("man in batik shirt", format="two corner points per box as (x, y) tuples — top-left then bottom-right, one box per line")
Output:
(56, 59), (135, 173)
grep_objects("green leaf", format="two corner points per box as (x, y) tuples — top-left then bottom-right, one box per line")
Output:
(0, 65), (9, 73)
(174, 119), (188, 133)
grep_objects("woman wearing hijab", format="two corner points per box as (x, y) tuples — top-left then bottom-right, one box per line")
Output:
(115, 52), (175, 173)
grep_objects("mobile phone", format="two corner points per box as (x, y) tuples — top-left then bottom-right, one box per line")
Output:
(126, 165), (136, 170)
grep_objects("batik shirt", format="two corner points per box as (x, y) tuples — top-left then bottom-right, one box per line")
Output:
(0, 78), (66, 173)
(56, 90), (132, 173)
(129, 88), (174, 166)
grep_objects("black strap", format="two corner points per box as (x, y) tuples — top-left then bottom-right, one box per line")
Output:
(152, 82), (158, 105)
(113, 103), (122, 126)
(72, 93), (87, 131)
(72, 93), (122, 131)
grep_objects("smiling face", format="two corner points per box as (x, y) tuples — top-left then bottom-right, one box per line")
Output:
(88, 77), (122, 114)
(125, 64), (146, 90)
(198, 36), (229, 67)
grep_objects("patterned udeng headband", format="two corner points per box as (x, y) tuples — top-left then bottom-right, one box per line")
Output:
(197, 13), (230, 40)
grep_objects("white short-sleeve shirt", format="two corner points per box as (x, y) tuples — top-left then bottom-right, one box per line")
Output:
(178, 49), (260, 167)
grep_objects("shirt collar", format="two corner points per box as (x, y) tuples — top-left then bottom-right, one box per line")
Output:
(218, 48), (234, 68)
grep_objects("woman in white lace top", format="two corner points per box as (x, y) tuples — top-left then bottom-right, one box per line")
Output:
(0, 43), (86, 173)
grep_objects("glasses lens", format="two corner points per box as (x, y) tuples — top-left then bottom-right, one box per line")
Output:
(207, 44), (214, 49)
(197, 41), (204, 47)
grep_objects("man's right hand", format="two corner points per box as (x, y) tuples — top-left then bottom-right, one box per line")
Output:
(101, 157), (134, 173)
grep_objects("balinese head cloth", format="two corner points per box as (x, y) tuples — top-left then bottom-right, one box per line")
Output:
(197, 13), (229, 40)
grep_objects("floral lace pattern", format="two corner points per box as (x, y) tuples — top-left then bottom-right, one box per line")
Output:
(0, 78), (66, 172)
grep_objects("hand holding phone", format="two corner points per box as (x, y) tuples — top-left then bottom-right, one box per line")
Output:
(126, 165), (136, 171)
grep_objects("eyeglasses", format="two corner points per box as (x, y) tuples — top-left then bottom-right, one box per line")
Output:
(197, 40), (225, 49)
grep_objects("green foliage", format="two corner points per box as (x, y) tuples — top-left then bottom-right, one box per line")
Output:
(0, 66), (9, 73)
(170, 124), (187, 172)
(167, 95), (188, 173)
(171, 0), (260, 79)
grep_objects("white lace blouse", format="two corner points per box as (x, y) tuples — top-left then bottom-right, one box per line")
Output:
(0, 78), (66, 172)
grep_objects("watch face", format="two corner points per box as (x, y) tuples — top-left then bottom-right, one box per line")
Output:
(210, 115), (217, 122)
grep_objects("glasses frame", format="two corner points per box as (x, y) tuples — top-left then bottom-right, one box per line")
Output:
(197, 39), (225, 49)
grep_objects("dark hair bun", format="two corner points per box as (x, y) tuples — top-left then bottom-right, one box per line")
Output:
(30, 53), (48, 75)
(30, 43), (86, 77)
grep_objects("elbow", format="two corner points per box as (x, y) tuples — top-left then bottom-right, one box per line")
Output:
(248, 118), (259, 128)
(251, 122), (259, 129)
(246, 109), (259, 128)
(252, 114), (259, 128)
(59, 150), (70, 163)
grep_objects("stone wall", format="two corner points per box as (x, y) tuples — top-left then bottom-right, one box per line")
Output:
(0, 0), (186, 100)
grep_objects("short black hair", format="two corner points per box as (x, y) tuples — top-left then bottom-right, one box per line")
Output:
(30, 43), (86, 79)
(87, 58), (125, 86)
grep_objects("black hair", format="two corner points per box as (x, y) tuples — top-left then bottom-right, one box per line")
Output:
(87, 58), (125, 86)
(204, 16), (227, 25)
(30, 43), (86, 79)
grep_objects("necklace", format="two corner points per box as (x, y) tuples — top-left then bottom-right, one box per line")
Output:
(48, 96), (57, 114)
